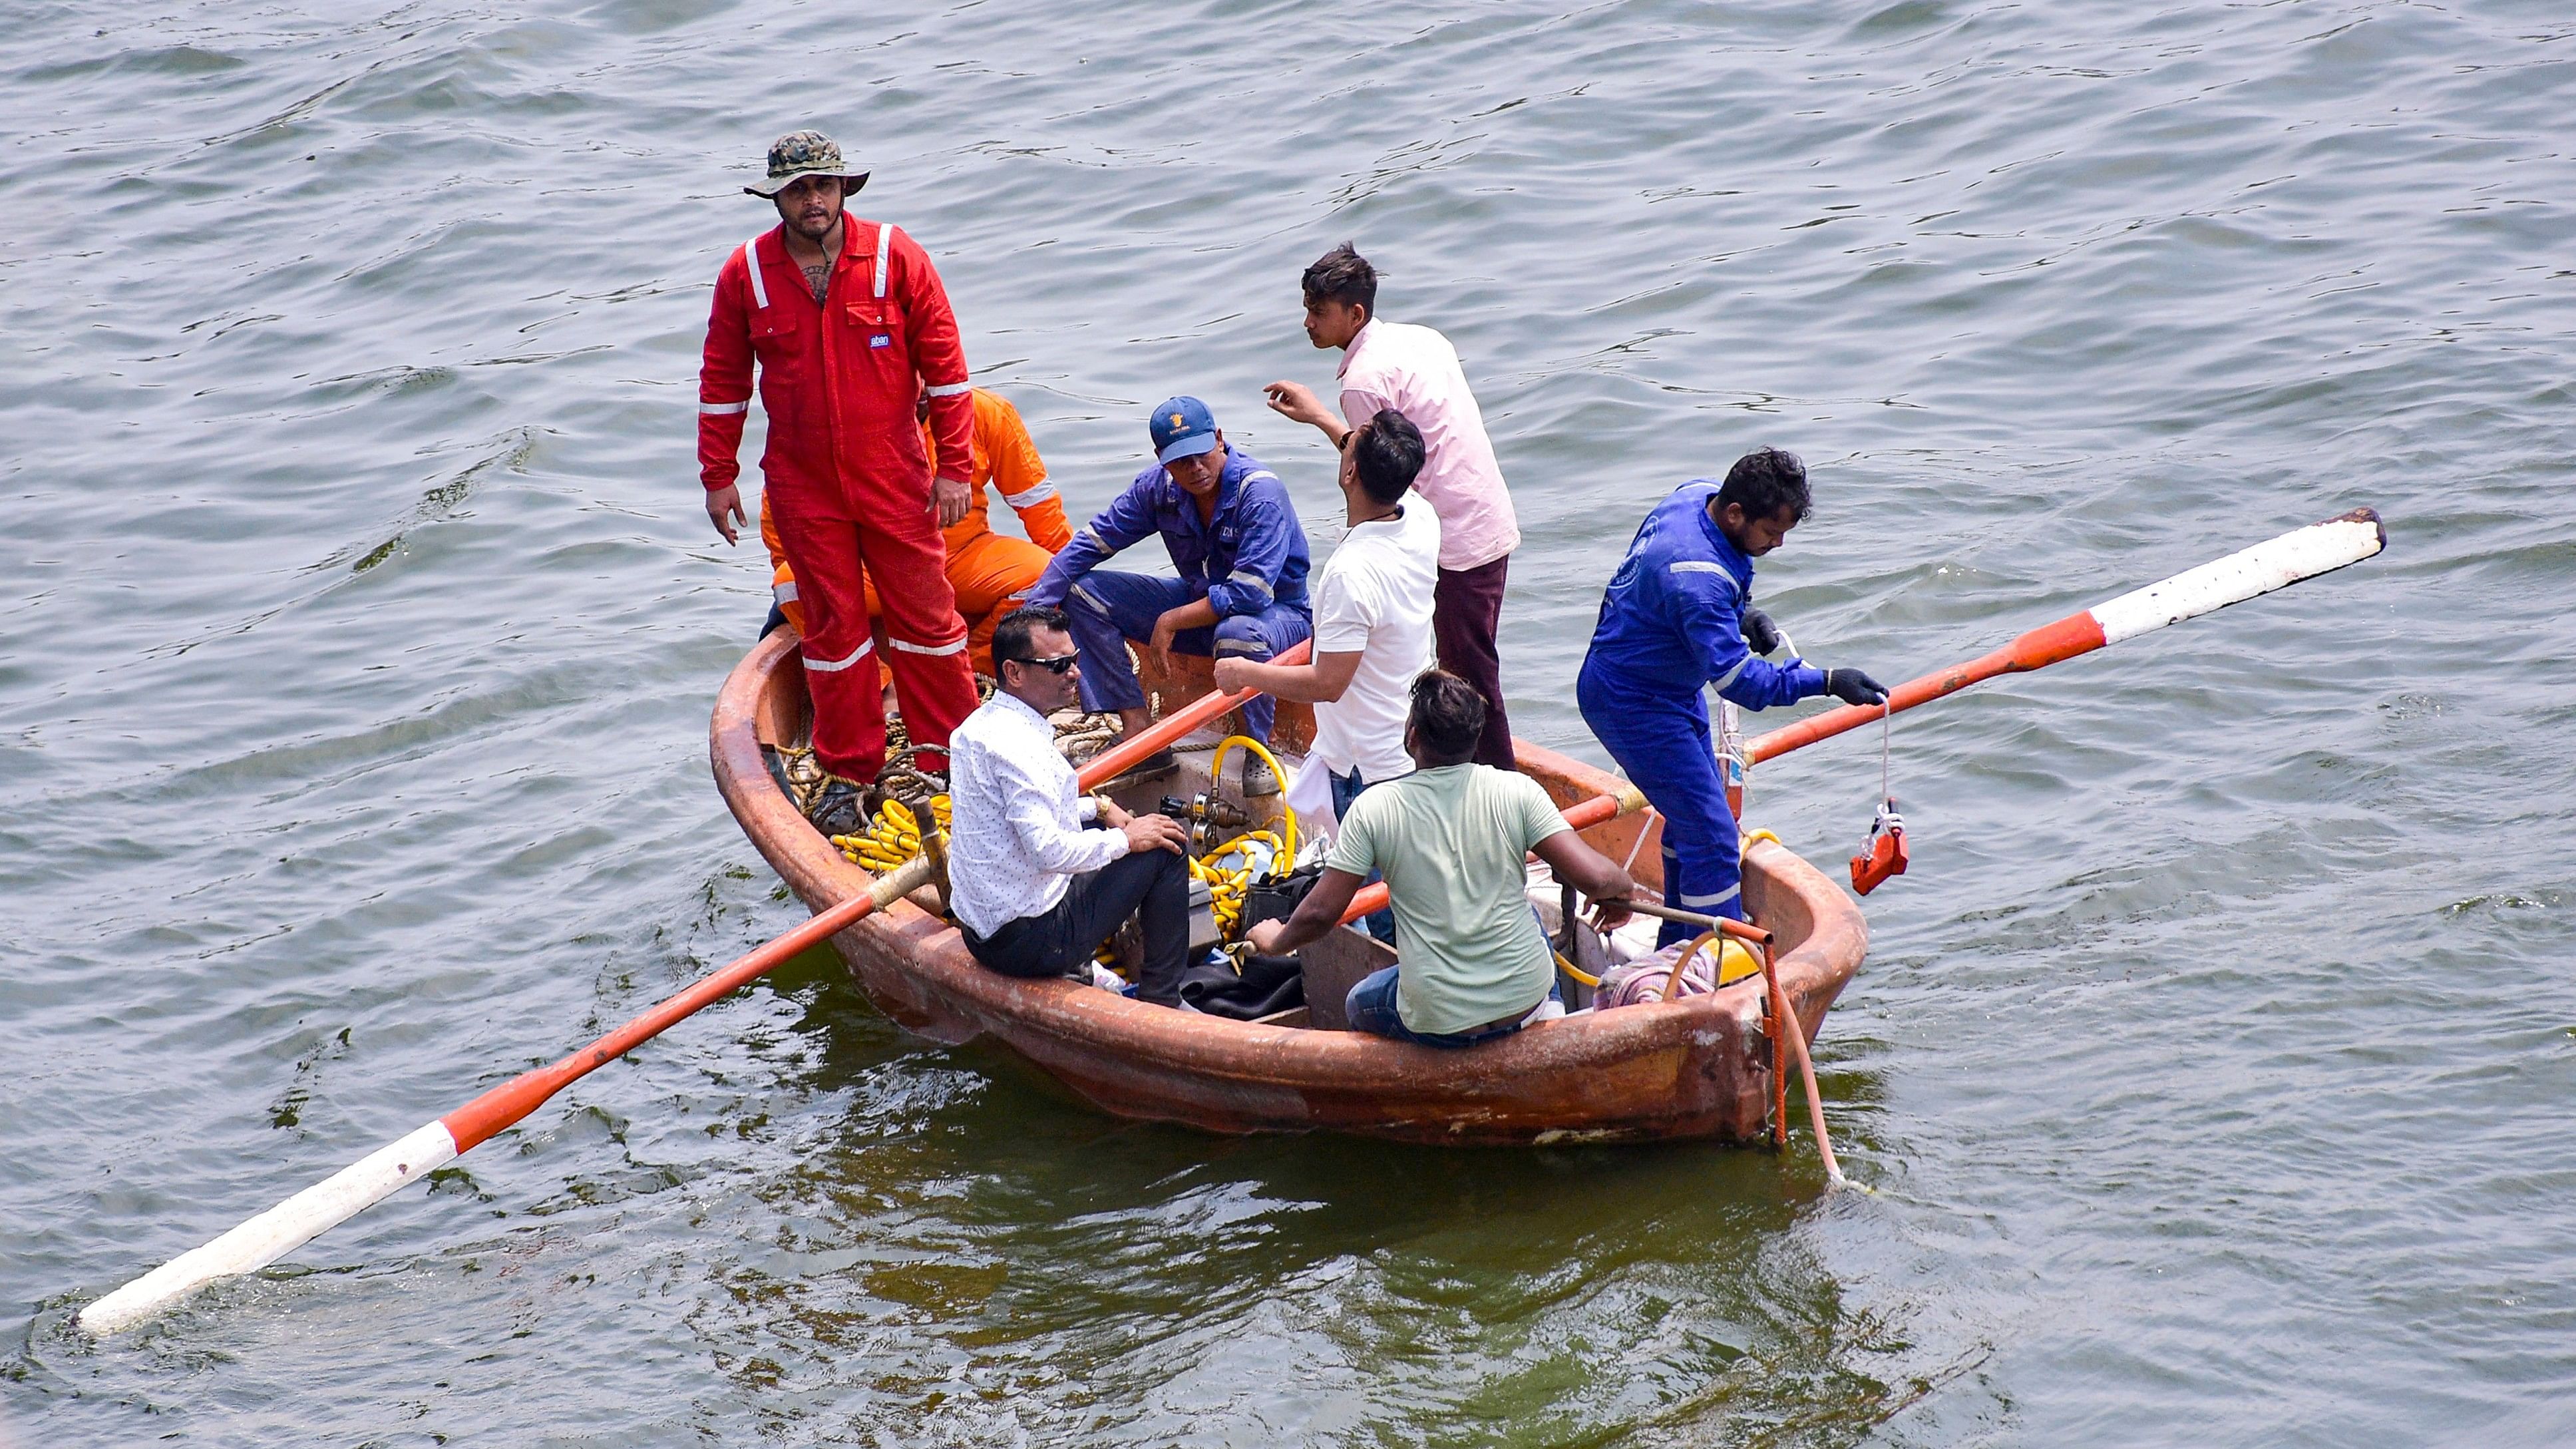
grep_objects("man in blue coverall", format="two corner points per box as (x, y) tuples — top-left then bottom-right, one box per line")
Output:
(1577, 448), (1888, 944)
(1026, 396), (1313, 758)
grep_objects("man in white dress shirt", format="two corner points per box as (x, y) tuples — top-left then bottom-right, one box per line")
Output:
(946, 606), (1193, 1003)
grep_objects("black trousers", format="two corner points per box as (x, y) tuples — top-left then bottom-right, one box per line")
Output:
(1435, 554), (1515, 770)
(962, 848), (1192, 1005)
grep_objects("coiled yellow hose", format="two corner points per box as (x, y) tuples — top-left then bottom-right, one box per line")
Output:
(830, 795), (950, 872)
(839, 739), (1301, 964)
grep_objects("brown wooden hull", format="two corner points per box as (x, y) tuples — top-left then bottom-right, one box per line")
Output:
(710, 632), (1867, 1145)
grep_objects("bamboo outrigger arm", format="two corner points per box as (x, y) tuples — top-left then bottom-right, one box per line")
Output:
(1337, 511), (2387, 928)
(77, 855), (938, 1336)
(79, 639), (1320, 1335)
(1749, 508), (2386, 764)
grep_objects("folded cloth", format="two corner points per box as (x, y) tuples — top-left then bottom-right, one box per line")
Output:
(1175, 950), (1306, 1020)
(1596, 939), (1720, 1010)
(1284, 751), (1338, 842)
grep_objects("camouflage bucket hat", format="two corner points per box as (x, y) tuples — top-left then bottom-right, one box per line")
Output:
(744, 130), (869, 198)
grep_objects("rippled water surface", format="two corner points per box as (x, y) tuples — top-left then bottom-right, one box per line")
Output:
(7, 2), (2574, 1444)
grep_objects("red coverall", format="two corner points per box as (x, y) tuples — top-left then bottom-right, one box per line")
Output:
(699, 217), (982, 781)
(762, 387), (1073, 676)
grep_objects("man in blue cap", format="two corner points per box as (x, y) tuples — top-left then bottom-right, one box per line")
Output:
(1025, 397), (1314, 764)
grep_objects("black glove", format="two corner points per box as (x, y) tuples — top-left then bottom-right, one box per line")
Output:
(1740, 606), (1783, 656)
(1824, 668), (1889, 708)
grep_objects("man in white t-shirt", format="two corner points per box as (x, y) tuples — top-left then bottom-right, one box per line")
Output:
(1214, 408), (1439, 938)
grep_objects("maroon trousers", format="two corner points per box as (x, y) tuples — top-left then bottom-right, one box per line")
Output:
(1433, 554), (1515, 769)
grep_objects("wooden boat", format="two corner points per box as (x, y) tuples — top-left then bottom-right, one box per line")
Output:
(711, 631), (1867, 1145)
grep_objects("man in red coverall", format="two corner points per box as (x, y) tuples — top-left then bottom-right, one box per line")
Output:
(699, 130), (982, 835)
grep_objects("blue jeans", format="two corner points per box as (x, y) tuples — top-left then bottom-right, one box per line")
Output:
(1577, 663), (1745, 948)
(1061, 571), (1312, 741)
(1331, 765), (1396, 944)
(1346, 964), (1560, 1048)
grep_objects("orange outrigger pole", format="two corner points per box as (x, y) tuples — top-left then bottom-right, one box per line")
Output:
(1749, 507), (2388, 764)
(80, 642), (1315, 1336)
(1337, 508), (2390, 927)
(1333, 507), (2389, 1175)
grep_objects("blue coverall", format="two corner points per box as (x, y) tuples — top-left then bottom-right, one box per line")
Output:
(1026, 445), (1313, 741)
(1577, 481), (1827, 945)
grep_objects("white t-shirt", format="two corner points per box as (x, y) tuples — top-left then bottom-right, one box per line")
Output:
(1308, 495), (1442, 783)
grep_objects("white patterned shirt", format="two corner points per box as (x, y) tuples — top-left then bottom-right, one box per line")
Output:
(946, 691), (1129, 938)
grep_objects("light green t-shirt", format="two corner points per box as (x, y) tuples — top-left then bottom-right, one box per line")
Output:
(1326, 763), (1570, 1035)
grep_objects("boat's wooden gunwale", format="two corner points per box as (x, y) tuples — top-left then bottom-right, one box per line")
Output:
(712, 630), (1866, 1144)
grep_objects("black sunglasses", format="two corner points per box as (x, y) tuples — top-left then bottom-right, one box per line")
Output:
(1005, 652), (1079, 676)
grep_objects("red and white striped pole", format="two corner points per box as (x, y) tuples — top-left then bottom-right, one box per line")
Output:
(1339, 510), (2385, 924)
(1748, 508), (2386, 764)
(77, 853), (938, 1336)
(80, 644), (1313, 1336)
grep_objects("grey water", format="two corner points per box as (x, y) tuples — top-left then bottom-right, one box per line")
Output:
(5, 2), (2573, 1444)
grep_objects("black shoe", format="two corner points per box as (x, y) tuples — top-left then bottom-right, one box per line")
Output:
(807, 779), (865, 837)
(1240, 753), (1279, 797)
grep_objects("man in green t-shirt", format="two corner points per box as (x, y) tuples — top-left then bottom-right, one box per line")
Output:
(1248, 672), (1638, 1046)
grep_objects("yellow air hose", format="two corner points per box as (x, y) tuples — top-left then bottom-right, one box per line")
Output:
(1208, 735), (1297, 875)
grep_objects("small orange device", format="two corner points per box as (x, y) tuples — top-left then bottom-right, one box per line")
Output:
(1847, 700), (1907, 895)
(1849, 799), (1909, 895)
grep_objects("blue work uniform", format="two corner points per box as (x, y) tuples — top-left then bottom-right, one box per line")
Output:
(1576, 481), (1827, 944)
(1026, 445), (1313, 741)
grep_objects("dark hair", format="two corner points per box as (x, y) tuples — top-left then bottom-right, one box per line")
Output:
(1716, 447), (1811, 524)
(991, 605), (1071, 670)
(1407, 670), (1487, 764)
(1348, 408), (1425, 506)
(1301, 242), (1378, 315)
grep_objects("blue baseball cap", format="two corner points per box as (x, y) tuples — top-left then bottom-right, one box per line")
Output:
(1149, 396), (1219, 466)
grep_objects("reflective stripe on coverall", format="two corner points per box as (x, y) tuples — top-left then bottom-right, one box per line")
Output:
(762, 387), (1071, 675)
(699, 219), (982, 779)
(1576, 480), (1828, 946)
(1025, 445), (1314, 740)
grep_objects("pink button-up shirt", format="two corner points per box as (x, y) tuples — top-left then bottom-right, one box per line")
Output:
(1336, 318), (1519, 572)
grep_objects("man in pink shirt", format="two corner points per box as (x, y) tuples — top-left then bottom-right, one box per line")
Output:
(1264, 243), (1521, 769)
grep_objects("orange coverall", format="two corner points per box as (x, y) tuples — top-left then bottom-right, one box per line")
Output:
(698, 217), (982, 781)
(763, 388), (1072, 676)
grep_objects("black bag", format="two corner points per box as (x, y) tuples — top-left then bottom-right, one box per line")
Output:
(1244, 864), (1323, 932)
(1177, 950), (1305, 1021)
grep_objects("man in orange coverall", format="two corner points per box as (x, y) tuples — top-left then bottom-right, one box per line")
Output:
(699, 130), (983, 835)
(760, 384), (1070, 677)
